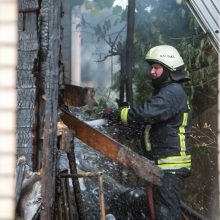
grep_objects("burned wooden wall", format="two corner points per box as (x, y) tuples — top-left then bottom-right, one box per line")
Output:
(39, 0), (61, 218)
(17, 0), (73, 167)
(17, 0), (64, 218)
(17, 0), (39, 166)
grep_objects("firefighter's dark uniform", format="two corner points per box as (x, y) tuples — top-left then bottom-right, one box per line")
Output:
(120, 79), (192, 220)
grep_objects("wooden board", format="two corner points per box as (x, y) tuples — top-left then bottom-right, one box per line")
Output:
(60, 107), (163, 185)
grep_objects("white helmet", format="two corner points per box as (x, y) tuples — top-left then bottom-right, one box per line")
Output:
(145, 45), (189, 81)
(145, 45), (184, 71)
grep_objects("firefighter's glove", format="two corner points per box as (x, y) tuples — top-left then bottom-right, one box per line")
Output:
(102, 107), (120, 124)
(120, 106), (130, 124)
(116, 99), (130, 108)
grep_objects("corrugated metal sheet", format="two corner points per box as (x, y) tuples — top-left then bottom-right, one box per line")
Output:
(186, 0), (219, 53)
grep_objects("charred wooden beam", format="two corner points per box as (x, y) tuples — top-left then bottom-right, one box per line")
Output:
(41, 113), (57, 219)
(60, 172), (71, 220)
(60, 172), (104, 178)
(18, 8), (40, 13)
(38, 0), (61, 218)
(57, 167), (76, 220)
(60, 108), (163, 185)
(65, 178), (75, 220)
(61, 84), (97, 109)
(60, 172), (106, 220)
(67, 139), (86, 220)
(57, 181), (64, 220)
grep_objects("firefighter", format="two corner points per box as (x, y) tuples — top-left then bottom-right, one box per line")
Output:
(120, 45), (192, 220)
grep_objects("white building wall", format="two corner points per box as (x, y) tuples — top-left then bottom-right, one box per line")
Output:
(71, 14), (81, 86)
(0, 1), (17, 219)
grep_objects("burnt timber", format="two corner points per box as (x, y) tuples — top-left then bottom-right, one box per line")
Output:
(60, 108), (163, 185)
(17, 0), (61, 218)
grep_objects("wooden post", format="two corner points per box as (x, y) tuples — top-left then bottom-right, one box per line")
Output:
(125, 0), (135, 106)
(40, 0), (60, 218)
(67, 136), (86, 220)
(98, 173), (106, 220)
(60, 172), (106, 220)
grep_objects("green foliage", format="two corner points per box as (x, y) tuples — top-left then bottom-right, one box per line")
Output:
(190, 123), (217, 150)
(183, 122), (218, 216)
(94, 19), (112, 41)
(112, 5), (123, 15)
(85, 0), (114, 11)
(133, 61), (153, 104)
(97, 96), (108, 108)
(82, 0), (126, 47)
(84, 0), (93, 10)
(111, 70), (120, 91)
(178, 29), (218, 114)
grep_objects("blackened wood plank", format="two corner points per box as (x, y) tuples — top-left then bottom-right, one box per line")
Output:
(60, 108), (163, 186)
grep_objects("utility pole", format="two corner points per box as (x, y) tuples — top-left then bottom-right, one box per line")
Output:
(125, 0), (135, 106)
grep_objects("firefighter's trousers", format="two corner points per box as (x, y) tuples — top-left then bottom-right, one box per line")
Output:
(153, 173), (184, 220)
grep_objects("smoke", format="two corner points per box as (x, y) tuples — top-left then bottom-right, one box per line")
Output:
(71, 4), (126, 95)
(113, 0), (128, 9)
(176, 0), (183, 5)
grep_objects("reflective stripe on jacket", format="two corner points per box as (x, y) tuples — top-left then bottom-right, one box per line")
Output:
(120, 82), (192, 174)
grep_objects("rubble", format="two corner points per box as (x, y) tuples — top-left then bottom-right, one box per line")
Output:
(16, 157), (41, 220)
